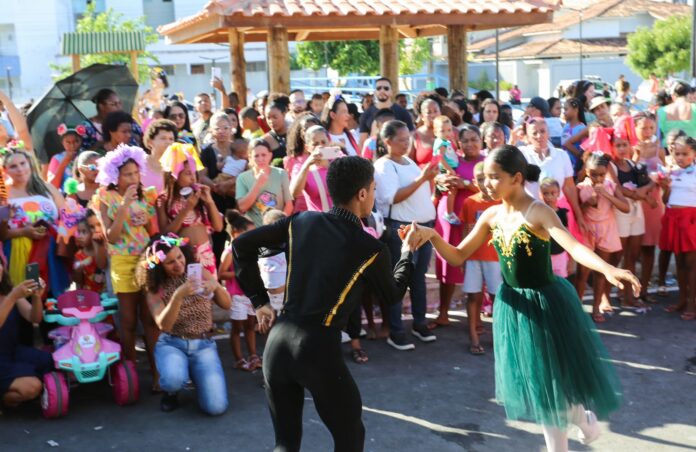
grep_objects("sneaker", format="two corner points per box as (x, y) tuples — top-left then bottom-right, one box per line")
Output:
(442, 212), (461, 225)
(411, 324), (437, 342)
(387, 333), (415, 351)
(160, 392), (179, 412)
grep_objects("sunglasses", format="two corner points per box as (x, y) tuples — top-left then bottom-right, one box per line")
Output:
(169, 113), (186, 120)
(80, 164), (98, 171)
(375, 86), (390, 91)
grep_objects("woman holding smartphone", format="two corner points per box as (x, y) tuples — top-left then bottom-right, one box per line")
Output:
(0, 147), (67, 345)
(140, 234), (231, 414)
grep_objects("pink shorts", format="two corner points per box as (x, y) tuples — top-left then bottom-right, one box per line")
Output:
(584, 218), (622, 253)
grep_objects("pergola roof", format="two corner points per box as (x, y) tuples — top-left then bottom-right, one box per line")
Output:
(158, 0), (560, 44)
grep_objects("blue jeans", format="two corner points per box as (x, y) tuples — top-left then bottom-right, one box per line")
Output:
(385, 220), (434, 335)
(155, 333), (229, 416)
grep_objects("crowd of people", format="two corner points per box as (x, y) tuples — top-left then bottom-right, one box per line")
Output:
(0, 70), (695, 431)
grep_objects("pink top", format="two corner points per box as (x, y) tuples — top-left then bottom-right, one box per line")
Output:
(578, 179), (617, 223)
(292, 165), (332, 212)
(157, 192), (213, 233)
(224, 246), (244, 296)
(140, 165), (164, 193)
(284, 155), (308, 212)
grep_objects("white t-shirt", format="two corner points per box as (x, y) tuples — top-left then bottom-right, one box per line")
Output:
(374, 156), (437, 223)
(221, 156), (247, 177)
(519, 145), (573, 199)
(329, 129), (360, 156)
(667, 165), (696, 207)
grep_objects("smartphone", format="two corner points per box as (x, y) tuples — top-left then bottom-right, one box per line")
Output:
(0, 206), (9, 223)
(211, 67), (222, 80)
(187, 263), (203, 294)
(318, 146), (343, 160)
(25, 263), (40, 285)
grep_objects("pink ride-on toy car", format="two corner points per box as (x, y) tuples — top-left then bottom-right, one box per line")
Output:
(41, 289), (139, 418)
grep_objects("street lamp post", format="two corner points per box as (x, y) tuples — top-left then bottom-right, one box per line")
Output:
(5, 67), (12, 99)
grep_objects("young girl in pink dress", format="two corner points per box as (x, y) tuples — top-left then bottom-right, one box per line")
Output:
(575, 152), (630, 322)
(156, 143), (223, 278)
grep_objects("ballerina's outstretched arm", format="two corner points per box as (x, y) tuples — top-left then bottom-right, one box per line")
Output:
(533, 202), (641, 296)
(408, 206), (498, 268)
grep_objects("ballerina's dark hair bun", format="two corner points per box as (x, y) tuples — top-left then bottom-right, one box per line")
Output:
(488, 145), (529, 181)
(526, 164), (541, 183)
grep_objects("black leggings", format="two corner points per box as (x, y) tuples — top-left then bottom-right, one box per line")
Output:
(263, 319), (365, 452)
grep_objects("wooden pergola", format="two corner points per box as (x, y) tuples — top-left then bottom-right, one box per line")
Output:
(159, 0), (559, 107)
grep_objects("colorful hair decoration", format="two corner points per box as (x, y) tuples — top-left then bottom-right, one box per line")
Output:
(95, 144), (149, 186)
(144, 233), (189, 269)
(56, 123), (87, 138)
(56, 198), (87, 245)
(159, 142), (203, 179)
(612, 115), (638, 147)
(0, 139), (26, 156)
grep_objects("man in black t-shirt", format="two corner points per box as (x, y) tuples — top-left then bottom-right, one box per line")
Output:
(358, 77), (414, 147)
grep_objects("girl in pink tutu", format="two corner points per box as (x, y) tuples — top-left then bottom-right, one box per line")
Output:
(575, 152), (629, 322)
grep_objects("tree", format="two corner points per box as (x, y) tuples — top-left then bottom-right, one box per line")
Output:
(50, 3), (160, 81)
(296, 38), (434, 76)
(627, 15), (691, 79)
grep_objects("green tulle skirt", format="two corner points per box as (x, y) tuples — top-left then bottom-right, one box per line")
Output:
(493, 277), (622, 427)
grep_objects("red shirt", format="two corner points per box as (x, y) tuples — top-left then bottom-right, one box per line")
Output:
(460, 193), (500, 261)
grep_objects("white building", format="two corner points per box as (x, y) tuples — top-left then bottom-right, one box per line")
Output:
(464, 0), (691, 99)
(0, 0), (323, 103)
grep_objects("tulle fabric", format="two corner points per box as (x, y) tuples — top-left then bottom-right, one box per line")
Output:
(493, 277), (622, 428)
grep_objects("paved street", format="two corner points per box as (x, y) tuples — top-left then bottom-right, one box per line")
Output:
(2, 289), (696, 452)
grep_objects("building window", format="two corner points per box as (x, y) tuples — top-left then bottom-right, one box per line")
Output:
(190, 64), (205, 75)
(247, 61), (267, 72)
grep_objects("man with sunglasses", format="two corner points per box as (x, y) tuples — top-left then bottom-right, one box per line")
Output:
(358, 77), (414, 147)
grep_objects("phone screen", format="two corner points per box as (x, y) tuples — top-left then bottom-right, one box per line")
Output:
(211, 67), (221, 80)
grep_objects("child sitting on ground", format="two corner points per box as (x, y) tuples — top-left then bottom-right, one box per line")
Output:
(460, 162), (501, 355)
(433, 115), (462, 225)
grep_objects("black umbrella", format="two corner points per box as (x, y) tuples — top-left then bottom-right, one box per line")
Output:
(26, 63), (139, 162)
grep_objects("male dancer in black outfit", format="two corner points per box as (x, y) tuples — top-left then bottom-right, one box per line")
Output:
(233, 156), (416, 452)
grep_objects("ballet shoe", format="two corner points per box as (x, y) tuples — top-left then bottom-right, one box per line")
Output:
(577, 410), (600, 445)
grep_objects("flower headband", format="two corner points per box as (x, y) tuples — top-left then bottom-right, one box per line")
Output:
(57, 123), (87, 138)
(159, 142), (203, 179)
(95, 144), (149, 186)
(144, 234), (189, 269)
(0, 139), (25, 156)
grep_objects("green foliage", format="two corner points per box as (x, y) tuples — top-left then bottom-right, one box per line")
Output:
(50, 3), (160, 81)
(295, 38), (434, 76)
(627, 15), (691, 78)
(468, 71), (512, 92)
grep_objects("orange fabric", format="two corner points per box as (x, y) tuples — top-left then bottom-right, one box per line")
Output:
(460, 192), (500, 262)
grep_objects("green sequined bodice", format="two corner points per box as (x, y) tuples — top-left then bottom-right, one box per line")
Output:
(491, 224), (556, 288)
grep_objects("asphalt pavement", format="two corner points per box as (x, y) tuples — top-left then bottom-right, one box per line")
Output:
(2, 289), (696, 452)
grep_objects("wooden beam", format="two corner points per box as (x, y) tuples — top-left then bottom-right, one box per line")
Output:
(129, 51), (139, 83)
(71, 54), (81, 73)
(267, 26), (290, 93)
(228, 28), (248, 108)
(380, 25), (400, 93)
(398, 27), (418, 39)
(447, 25), (468, 94)
(295, 30), (310, 41)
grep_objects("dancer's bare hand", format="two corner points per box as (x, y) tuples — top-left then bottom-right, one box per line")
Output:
(256, 304), (276, 334)
(606, 267), (641, 297)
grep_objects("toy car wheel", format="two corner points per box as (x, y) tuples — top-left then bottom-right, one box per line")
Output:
(111, 360), (139, 406)
(41, 372), (69, 419)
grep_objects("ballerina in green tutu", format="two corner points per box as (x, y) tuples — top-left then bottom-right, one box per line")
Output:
(408, 145), (641, 452)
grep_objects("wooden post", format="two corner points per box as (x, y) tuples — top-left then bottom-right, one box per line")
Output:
(379, 25), (399, 93)
(129, 51), (139, 82)
(71, 54), (81, 73)
(447, 25), (468, 94)
(228, 28), (248, 108)
(267, 27), (290, 94)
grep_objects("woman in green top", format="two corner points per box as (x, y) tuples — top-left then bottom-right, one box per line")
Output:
(235, 139), (293, 227)
(408, 145), (640, 452)
(657, 81), (696, 148)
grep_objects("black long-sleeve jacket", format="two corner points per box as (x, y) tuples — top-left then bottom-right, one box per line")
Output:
(233, 207), (413, 330)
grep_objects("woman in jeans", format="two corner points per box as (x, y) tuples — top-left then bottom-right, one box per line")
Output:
(374, 120), (438, 350)
(141, 234), (231, 415)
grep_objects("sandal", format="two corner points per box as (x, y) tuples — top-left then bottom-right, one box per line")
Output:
(680, 312), (696, 321)
(235, 358), (254, 372)
(591, 313), (606, 323)
(248, 354), (263, 371)
(664, 304), (685, 313)
(351, 349), (369, 364)
(469, 344), (485, 355)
